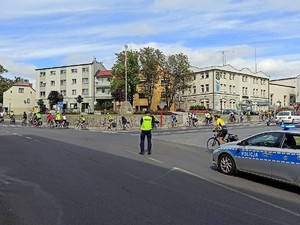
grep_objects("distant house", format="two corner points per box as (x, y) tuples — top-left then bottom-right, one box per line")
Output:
(3, 79), (36, 114)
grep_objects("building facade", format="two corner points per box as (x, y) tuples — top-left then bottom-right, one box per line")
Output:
(269, 77), (296, 110)
(35, 59), (107, 113)
(3, 80), (36, 114)
(180, 65), (270, 112)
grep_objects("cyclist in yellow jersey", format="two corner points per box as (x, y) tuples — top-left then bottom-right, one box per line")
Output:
(214, 115), (228, 145)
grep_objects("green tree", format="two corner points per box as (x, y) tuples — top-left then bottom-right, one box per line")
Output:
(138, 47), (165, 109)
(75, 95), (83, 113)
(110, 49), (140, 105)
(47, 91), (63, 109)
(162, 53), (194, 110)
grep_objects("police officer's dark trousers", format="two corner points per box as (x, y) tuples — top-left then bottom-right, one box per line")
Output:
(140, 130), (152, 154)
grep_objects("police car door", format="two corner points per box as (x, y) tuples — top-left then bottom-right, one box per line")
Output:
(236, 132), (283, 177)
(272, 133), (300, 184)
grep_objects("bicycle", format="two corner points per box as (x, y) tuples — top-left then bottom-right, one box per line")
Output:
(21, 118), (27, 126)
(47, 120), (55, 128)
(206, 130), (239, 153)
(167, 120), (178, 128)
(185, 118), (199, 128)
(74, 120), (88, 130)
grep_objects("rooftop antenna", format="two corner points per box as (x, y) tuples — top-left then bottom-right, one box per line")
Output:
(255, 48), (257, 73)
(217, 50), (233, 66)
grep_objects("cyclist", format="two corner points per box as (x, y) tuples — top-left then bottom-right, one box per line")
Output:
(35, 111), (42, 126)
(22, 111), (27, 125)
(0, 111), (4, 123)
(55, 112), (61, 127)
(107, 113), (113, 129)
(80, 115), (86, 126)
(121, 115), (128, 130)
(171, 113), (177, 127)
(191, 113), (198, 127)
(204, 111), (212, 125)
(214, 114), (228, 145)
(62, 113), (69, 128)
(47, 113), (54, 126)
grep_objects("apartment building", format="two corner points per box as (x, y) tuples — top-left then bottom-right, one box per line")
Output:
(35, 59), (107, 112)
(3, 79), (36, 114)
(180, 64), (270, 112)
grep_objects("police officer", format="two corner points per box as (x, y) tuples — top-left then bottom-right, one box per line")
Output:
(139, 111), (154, 155)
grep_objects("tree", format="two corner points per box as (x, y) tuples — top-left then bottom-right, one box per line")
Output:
(161, 53), (194, 110)
(138, 47), (165, 109)
(47, 91), (63, 109)
(75, 95), (84, 113)
(37, 99), (45, 112)
(110, 49), (140, 105)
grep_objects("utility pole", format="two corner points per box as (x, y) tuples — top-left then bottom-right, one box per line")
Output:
(217, 50), (233, 66)
(124, 44), (128, 102)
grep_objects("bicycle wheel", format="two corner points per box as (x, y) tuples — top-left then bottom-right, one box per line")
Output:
(167, 122), (172, 128)
(185, 121), (190, 127)
(74, 123), (80, 130)
(207, 137), (219, 153)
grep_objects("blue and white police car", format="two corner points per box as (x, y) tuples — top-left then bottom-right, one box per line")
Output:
(212, 126), (300, 186)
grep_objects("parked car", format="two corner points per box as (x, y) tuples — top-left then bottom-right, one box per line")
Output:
(212, 130), (300, 186)
(275, 111), (300, 124)
(242, 110), (259, 115)
(222, 109), (238, 114)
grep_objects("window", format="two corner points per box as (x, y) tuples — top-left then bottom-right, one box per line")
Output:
(72, 79), (77, 84)
(82, 89), (89, 95)
(229, 85), (232, 93)
(60, 69), (66, 75)
(51, 81), (55, 86)
(26, 98), (30, 104)
(50, 71), (56, 75)
(200, 73), (204, 79)
(205, 84), (209, 92)
(40, 72), (46, 76)
(72, 89), (76, 95)
(82, 78), (89, 84)
(194, 75), (196, 80)
(193, 86), (196, 94)
(61, 90), (66, 96)
(60, 80), (66, 85)
(19, 88), (24, 93)
(40, 82), (46, 87)
(205, 72), (209, 79)
(71, 69), (77, 73)
(40, 92), (46, 97)
(201, 85), (204, 93)
(243, 132), (283, 147)
(82, 67), (89, 72)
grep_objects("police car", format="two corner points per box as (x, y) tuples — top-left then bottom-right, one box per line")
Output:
(212, 127), (300, 186)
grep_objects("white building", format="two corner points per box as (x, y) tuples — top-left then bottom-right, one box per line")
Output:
(35, 59), (109, 113)
(3, 79), (36, 114)
(179, 64), (270, 112)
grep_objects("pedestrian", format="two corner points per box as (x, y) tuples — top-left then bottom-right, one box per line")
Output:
(139, 110), (154, 155)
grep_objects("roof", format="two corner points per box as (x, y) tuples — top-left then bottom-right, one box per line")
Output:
(190, 64), (270, 79)
(95, 70), (112, 77)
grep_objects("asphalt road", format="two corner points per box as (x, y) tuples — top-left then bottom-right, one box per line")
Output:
(0, 122), (299, 225)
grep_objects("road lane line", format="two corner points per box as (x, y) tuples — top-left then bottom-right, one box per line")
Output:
(148, 158), (163, 164)
(173, 167), (300, 218)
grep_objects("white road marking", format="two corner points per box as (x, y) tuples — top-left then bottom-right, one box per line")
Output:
(25, 137), (33, 140)
(148, 158), (163, 164)
(173, 167), (300, 218)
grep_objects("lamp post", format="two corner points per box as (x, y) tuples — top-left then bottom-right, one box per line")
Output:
(220, 98), (223, 113)
(9, 99), (11, 114)
(124, 44), (128, 103)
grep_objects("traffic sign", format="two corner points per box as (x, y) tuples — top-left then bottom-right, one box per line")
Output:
(57, 101), (64, 108)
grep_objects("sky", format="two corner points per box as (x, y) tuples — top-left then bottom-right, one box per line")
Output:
(1, 0), (300, 87)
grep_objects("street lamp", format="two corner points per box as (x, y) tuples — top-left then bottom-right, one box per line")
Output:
(124, 44), (128, 103)
(220, 98), (223, 113)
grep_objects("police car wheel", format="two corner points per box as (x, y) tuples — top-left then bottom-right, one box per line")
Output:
(218, 154), (236, 175)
